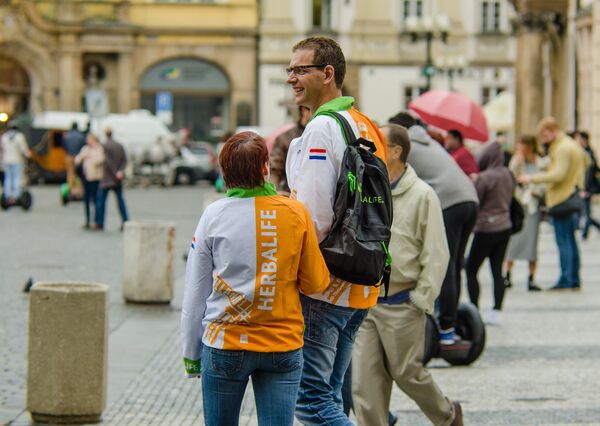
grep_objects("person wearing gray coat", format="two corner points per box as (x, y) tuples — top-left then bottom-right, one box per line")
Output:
(388, 112), (479, 345)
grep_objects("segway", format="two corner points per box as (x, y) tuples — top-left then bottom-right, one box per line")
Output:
(1, 190), (33, 211)
(423, 302), (486, 366)
(60, 179), (84, 205)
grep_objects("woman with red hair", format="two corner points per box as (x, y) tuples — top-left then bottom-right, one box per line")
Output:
(181, 131), (329, 425)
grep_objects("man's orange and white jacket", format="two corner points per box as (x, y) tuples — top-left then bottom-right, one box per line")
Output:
(181, 183), (330, 376)
(286, 96), (388, 309)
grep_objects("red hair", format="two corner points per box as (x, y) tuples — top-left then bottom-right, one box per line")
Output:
(219, 132), (268, 189)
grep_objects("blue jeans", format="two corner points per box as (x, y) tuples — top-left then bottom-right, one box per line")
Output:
(552, 213), (580, 287)
(83, 180), (99, 226)
(296, 294), (368, 426)
(96, 185), (129, 227)
(201, 347), (303, 426)
(2, 163), (24, 199)
(582, 196), (600, 238)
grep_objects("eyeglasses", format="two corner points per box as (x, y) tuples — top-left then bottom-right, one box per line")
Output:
(285, 64), (328, 76)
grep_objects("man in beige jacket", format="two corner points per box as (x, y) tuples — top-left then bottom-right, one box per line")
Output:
(518, 117), (587, 290)
(352, 124), (462, 426)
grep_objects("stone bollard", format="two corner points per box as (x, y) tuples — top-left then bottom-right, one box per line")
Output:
(122, 220), (175, 303)
(27, 282), (108, 424)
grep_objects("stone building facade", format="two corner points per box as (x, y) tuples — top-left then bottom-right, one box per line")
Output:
(0, 0), (257, 140)
(574, 0), (600, 152)
(259, 0), (517, 131)
(509, 0), (599, 154)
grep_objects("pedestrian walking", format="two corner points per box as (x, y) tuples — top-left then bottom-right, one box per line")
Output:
(466, 142), (515, 325)
(444, 129), (479, 177)
(284, 37), (388, 425)
(1, 122), (31, 202)
(518, 117), (587, 290)
(95, 128), (129, 231)
(352, 123), (463, 426)
(181, 132), (330, 426)
(269, 105), (311, 194)
(63, 122), (86, 198)
(505, 135), (546, 291)
(75, 133), (104, 229)
(388, 112), (479, 345)
(573, 130), (600, 239)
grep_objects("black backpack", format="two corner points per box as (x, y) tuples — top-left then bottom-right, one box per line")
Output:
(316, 111), (393, 294)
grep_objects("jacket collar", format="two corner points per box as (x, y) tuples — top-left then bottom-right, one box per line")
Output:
(312, 96), (354, 119)
(227, 182), (277, 198)
(392, 164), (418, 195)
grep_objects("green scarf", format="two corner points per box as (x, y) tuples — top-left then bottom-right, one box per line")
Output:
(226, 182), (278, 198)
(312, 96), (354, 120)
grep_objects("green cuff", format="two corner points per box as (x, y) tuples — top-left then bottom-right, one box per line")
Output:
(184, 357), (201, 375)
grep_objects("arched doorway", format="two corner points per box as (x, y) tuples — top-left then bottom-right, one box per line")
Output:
(140, 58), (230, 142)
(0, 57), (30, 121)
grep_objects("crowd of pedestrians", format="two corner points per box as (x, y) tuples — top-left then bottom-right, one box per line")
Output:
(3, 34), (595, 426)
(68, 125), (129, 231)
(179, 36), (600, 426)
(0, 121), (130, 229)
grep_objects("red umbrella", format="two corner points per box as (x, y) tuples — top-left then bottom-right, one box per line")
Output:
(408, 90), (489, 142)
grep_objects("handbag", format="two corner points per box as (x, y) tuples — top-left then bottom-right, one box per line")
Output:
(548, 191), (583, 218)
(509, 195), (525, 234)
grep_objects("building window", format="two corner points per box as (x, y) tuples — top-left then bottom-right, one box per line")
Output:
(404, 86), (426, 109)
(403, 0), (424, 19)
(481, 86), (505, 106)
(313, 0), (332, 29)
(481, 0), (501, 33)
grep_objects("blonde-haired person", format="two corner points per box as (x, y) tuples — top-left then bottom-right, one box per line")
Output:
(353, 124), (462, 426)
(518, 117), (587, 290)
(504, 135), (546, 291)
(75, 133), (104, 229)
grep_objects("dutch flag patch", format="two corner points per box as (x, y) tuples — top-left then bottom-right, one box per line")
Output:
(309, 148), (327, 160)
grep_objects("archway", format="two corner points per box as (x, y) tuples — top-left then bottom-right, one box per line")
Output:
(140, 58), (230, 141)
(0, 57), (30, 121)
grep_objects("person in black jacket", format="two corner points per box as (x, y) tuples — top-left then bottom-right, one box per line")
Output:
(574, 131), (600, 239)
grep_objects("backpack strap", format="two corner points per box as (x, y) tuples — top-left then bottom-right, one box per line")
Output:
(317, 111), (378, 154)
(318, 111), (356, 146)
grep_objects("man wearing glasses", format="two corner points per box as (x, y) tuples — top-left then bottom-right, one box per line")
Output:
(285, 37), (387, 425)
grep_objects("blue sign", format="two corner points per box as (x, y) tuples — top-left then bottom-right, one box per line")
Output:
(156, 91), (173, 125)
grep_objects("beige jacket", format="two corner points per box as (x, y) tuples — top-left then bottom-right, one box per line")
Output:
(76, 144), (105, 182)
(388, 164), (449, 314)
(531, 133), (587, 207)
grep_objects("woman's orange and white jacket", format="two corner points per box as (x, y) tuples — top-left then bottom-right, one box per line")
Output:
(181, 183), (330, 376)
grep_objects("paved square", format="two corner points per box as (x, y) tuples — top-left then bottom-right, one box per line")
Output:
(2, 186), (599, 425)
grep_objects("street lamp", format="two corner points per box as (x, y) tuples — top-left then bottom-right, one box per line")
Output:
(405, 14), (451, 91)
(435, 55), (466, 91)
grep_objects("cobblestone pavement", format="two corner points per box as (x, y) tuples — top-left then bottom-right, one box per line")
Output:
(2, 185), (600, 425)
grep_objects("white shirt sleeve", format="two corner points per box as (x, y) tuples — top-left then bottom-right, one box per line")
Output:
(181, 211), (214, 377)
(289, 117), (340, 242)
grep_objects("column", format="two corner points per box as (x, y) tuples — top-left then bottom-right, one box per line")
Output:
(592, 1), (600, 154)
(57, 34), (81, 112)
(515, 28), (545, 137)
(117, 52), (133, 113)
